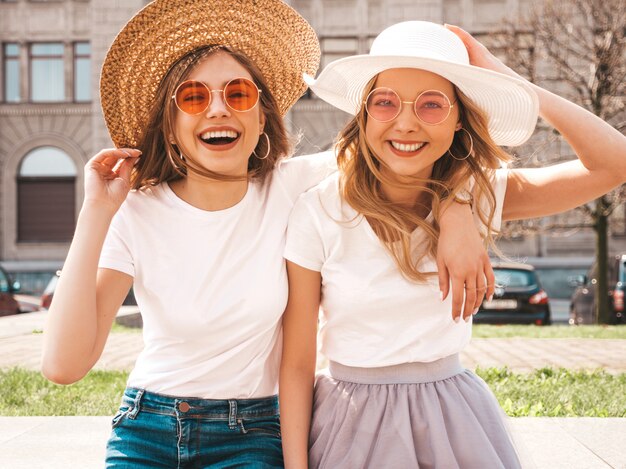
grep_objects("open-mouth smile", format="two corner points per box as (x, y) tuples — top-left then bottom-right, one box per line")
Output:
(198, 128), (241, 151)
(388, 140), (427, 156)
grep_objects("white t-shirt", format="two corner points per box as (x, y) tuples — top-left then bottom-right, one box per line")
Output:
(99, 152), (336, 399)
(284, 169), (508, 367)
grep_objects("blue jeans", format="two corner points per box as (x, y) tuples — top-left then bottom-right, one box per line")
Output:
(105, 388), (284, 468)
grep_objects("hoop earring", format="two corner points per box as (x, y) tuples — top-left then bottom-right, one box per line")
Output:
(166, 146), (186, 174)
(253, 132), (271, 160)
(448, 128), (474, 161)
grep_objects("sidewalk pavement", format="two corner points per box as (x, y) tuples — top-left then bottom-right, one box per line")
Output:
(1, 310), (625, 468)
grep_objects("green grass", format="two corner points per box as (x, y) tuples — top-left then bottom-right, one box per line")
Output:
(31, 323), (140, 335)
(478, 367), (626, 417)
(0, 368), (128, 416)
(1, 367), (624, 417)
(473, 324), (626, 339)
(110, 322), (142, 333)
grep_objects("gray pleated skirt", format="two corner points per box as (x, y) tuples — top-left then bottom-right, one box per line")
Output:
(309, 354), (522, 469)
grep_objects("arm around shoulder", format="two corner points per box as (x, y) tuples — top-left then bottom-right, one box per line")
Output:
(278, 150), (338, 201)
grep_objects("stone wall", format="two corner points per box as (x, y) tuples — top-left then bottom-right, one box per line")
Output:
(0, 0), (623, 273)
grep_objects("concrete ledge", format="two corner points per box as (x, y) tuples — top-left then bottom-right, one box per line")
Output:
(0, 417), (624, 468)
(0, 417), (107, 469)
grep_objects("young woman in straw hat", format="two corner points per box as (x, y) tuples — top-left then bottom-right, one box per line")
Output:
(280, 21), (626, 468)
(41, 2), (491, 467)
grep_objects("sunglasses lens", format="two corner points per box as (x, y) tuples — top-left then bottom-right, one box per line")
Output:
(224, 78), (260, 111)
(366, 88), (400, 122)
(415, 91), (451, 124)
(175, 81), (210, 114)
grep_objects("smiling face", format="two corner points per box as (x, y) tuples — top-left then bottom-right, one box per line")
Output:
(173, 51), (266, 177)
(364, 68), (459, 181)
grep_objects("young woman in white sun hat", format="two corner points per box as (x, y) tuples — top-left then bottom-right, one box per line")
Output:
(41, 1), (493, 466)
(280, 21), (626, 468)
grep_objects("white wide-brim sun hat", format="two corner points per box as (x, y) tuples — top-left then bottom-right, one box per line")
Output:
(305, 21), (539, 147)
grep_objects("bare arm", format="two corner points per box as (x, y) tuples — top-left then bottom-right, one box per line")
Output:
(503, 85), (626, 220)
(438, 201), (495, 320)
(42, 148), (140, 384)
(446, 25), (626, 221)
(280, 261), (321, 469)
(504, 160), (622, 221)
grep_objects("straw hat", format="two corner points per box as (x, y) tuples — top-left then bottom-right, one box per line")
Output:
(100, 0), (320, 148)
(305, 21), (538, 146)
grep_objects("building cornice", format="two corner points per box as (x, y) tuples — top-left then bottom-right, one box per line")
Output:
(0, 104), (92, 116)
(293, 100), (347, 112)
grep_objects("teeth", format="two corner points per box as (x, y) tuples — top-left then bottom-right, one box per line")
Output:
(390, 141), (425, 152)
(200, 130), (238, 140)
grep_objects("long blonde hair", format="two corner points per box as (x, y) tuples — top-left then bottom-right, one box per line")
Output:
(336, 77), (511, 282)
(132, 46), (292, 190)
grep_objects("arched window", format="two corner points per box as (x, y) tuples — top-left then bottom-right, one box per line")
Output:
(17, 147), (77, 242)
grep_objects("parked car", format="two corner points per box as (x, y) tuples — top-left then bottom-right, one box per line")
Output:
(570, 254), (626, 325)
(40, 271), (60, 310)
(526, 257), (593, 324)
(14, 294), (41, 313)
(475, 262), (551, 325)
(41, 270), (137, 310)
(0, 264), (22, 316)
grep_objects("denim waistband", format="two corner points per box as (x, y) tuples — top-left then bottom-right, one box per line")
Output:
(328, 354), (464, 384)
(120, 387), (279, 422)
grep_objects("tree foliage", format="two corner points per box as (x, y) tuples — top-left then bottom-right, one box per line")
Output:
(498, 0), (625, 322)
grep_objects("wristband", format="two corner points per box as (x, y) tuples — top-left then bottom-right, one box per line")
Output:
(451, 189), (473, 207)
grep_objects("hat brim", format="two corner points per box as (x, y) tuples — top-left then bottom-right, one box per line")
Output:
(305, 55), (538, 147)
(101, 0), (320, 148)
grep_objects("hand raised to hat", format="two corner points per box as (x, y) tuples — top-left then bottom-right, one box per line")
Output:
(83, 148), (141, 215)
(444, 24), (523, 80)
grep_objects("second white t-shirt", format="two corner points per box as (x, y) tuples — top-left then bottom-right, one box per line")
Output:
(284, 169), (508, 367)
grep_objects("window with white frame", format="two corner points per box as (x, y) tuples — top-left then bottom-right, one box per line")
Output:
(30, 43), (64, 102)
(1, 41), (91, 103)
(3, 43), (20, 102)
(73, 42), (90, 102)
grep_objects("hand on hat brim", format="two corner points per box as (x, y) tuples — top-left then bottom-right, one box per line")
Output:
(444, 24), (522, 80)
(85, 148), (141, 214)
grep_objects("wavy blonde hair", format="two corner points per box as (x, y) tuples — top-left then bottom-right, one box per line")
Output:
(336, 76), (511, 282)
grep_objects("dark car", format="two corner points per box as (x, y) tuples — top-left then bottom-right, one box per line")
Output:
(570, 254), (625, 325)
(474, 263), (551, 325)
(41, 270), (137, 310)
(527, 257), (592, 324)
(0, 264), (22, 316)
